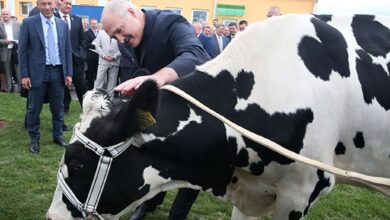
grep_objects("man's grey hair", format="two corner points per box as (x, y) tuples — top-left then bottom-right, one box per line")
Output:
(102, 0), (136, 22)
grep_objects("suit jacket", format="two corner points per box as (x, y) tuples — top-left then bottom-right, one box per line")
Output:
(95, 30), (121, 66)
(128, 9), (210, 77)
(84, 28), (99, 61)
(0, 22), (21, 62)
(18, 14), (73, 87)
(203, 34), (229, 59)
(198, 32), (208, 48)
(55, 12), (86, 64)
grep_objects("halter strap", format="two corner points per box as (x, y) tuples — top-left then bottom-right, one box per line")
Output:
(58, 123), (134, 219)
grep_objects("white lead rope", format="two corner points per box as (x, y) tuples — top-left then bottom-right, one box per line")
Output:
(162, 85), (390, 197)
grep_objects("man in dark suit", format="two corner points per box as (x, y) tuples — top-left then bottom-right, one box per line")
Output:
(56, 0), (87, 112)
(203, 23), (229, 59)
(84, 18), (99, 90)
(102, 1), (211, 219)
(19, 0), (73, 153)
(227, 22), (239, 42)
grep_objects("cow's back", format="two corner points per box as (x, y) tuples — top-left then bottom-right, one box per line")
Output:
(197, 14), (390, 182)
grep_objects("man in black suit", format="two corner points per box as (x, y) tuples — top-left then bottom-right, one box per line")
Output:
(102, 1), (211, 219)
(203, 23), (230, 59)
(84, 18), (99, 90)
(56, 0), (87, 113)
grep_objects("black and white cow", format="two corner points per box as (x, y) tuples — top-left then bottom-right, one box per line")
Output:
(47, 14), (390, 220)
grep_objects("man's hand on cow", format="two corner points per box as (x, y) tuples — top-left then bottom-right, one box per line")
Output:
(65, 76), (72, 88)
(115, 67), (178, 96)
(21, 77), (32, 89)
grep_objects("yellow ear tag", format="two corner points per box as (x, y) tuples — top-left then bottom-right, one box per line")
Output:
(135, 109), (156, 130)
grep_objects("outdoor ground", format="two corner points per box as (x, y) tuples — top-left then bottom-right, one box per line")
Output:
(0, 92), (389, 219)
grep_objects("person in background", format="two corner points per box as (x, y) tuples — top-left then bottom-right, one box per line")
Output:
(93, 29), (121, 96)
(238, 20), (248, 31)
(203, 23), (229, 59)
(101, 0), (210, 219)
(192, 21), (208, 47)
(84, 18), (99, 90)
(82, 18), (89, 31)
(223, 25), (230, 38)
(0, 8), (21, 93)
(266, 6), (282, 18)
(19, 0), (73, 153)
(227, 22), (239, 41)
(81, 18), (89, 31)
(212, 18), (218, 30)
(55, 0), (87, 115)
(203, 25), (211, 36)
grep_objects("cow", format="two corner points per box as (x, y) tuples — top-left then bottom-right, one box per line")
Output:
(47, 14), (390, 220)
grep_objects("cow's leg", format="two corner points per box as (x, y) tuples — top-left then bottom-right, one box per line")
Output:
(231, 206), (257, 220)
(272, 170), (334, 220)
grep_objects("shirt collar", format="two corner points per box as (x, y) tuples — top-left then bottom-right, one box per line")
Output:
(58, 11), (69, 19)
(40, 13), (55, 24)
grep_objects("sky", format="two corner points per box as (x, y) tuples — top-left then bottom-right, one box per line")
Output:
(314, 0), (390, 16)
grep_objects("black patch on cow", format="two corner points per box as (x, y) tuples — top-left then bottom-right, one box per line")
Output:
(250, 162), (265, 175)
(298, 17), (350, 80)
(235, 147), (250, 167)
(335, 141), (346, 155)
(353, 132), (365, 149)
(231, 176), (238, 184)
(304, 170), (331, 215)
(235, 70), (255, 100)
(241, 106), (314, 168)
(314, 14), (332, 23)
(173, 70), (314, 176)
(289, 211), (303, 220)
(352, 15), (390, 57)
(355, 49), (390, 110)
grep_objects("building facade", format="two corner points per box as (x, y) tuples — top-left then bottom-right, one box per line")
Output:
(3, 0), (315, 25)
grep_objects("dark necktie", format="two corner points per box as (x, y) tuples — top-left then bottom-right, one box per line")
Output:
(63, 15), (69, 30)
(46, 20), (58, 65)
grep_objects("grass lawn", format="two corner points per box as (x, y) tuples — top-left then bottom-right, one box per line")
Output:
(0, 92), (389, 220)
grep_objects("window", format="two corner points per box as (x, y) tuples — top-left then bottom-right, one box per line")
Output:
(166, 8), (182, 15)
(192, 10), (208, 23)
(20, 2), (33, 15)
(217, 4), (245, 16)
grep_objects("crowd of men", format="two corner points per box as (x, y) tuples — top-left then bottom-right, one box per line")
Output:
(0, 2), (281, 218)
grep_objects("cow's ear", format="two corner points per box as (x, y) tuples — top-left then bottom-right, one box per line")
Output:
(129, 80), (159, 130)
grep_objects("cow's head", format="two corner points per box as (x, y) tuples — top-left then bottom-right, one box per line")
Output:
(47, 80), (162, 219)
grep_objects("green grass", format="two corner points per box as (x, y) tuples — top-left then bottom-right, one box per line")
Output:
(0, 92), (389, 220)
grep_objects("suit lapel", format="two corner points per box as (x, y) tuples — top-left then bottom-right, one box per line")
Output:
(33, 16), (45, 46)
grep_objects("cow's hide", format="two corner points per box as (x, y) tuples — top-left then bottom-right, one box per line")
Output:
(47, 14), (390, 220)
